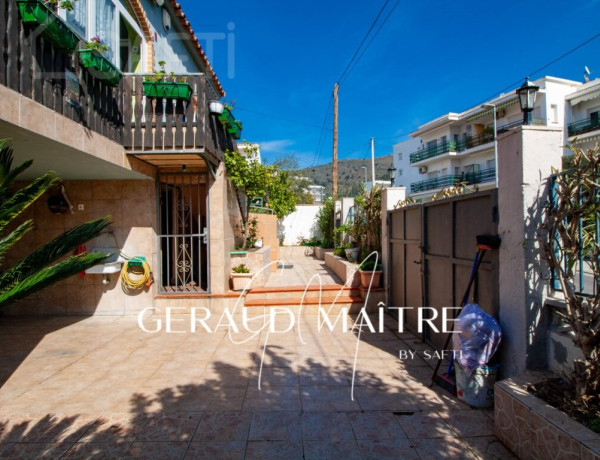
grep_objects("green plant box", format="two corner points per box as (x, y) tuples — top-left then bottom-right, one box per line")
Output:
(142, 81), (192, 100)
(77, 49), (122, 86)
(218, 107), (242, 139)
(17, 0), (81, 54)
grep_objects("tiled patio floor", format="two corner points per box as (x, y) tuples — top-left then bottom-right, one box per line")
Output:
(0, 312), (515, 459)
(265, 247), (342, 287)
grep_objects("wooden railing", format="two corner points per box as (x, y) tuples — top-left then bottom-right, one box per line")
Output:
(0, 0), (124, 143)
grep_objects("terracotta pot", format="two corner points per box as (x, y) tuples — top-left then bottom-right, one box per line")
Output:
(230, 272), (252, 291)
(359, 270), (382, 288)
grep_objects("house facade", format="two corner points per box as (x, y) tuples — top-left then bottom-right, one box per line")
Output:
(406, 76), (581, 201)
(0, 0), (244, 315)
(565, 78), (600, 152)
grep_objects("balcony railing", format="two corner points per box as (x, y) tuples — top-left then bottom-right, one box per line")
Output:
(568, 117), (600, 137)
(409, 119), (545, 164)
(0, 0), (231, 158)
(410, 167), (495, 194)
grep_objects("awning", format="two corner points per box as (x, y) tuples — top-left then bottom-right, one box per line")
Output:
(126, 149), (218, 178)
(570, 89), (600, 106)
(466, 99), (518, 122)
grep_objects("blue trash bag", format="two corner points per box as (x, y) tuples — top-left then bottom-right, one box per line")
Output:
(451, 304), (502, 377)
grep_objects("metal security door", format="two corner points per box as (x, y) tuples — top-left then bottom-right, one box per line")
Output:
(158, 173), (208, 293)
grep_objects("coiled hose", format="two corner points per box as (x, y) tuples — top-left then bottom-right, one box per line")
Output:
(121, 258), (151, 293)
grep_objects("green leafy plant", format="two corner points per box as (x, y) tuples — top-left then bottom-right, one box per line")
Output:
(146, 60), (186, 83)
(359, 259), (382, 272)
(353, 185), (382, 260)
(539, 144), (600, 408)
(84, 36), (108, 53)
(0, 139), (111, 310)
(232, 264), (250, 274)
(316, 198), (335, 248)
(46, 0), (78, 11)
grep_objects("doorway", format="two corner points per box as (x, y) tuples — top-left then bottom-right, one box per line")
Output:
(157, 173), (209, 293)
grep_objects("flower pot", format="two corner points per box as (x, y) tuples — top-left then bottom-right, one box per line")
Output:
(77, 49), (123, 86)
(217, 106), (242, 139)
(17, 0), (81, 54)
(345, 247), (360, 262)
(209, 100), (225, 114)
(359, 270), (382, 288)
(230, 272), (252, 291)
(142, 81), (193, 100)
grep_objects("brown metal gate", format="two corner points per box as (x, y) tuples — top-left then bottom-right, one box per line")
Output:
(388, 190), (499, 349)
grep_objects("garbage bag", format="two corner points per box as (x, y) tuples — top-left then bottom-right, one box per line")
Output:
(452, 304), (502, 377)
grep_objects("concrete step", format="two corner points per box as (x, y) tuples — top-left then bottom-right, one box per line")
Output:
(246, 284), (359, 302)
(244, 295), (363, 308)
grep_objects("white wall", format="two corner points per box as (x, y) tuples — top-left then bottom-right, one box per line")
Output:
(392, 138), (421, 191)
(278, 205), (323, 246)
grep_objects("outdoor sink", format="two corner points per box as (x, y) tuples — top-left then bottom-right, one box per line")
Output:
(84, 248), (126, 274)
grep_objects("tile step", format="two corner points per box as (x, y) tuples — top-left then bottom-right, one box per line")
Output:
(244, 296), (363, 308)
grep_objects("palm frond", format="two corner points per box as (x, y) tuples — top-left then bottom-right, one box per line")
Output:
(0, 219), (34, 266)
(0, 139), (34, 200)
(0, 216), (111, 292)
(0, 252), (110, 309)
(0, 171), (59, 234)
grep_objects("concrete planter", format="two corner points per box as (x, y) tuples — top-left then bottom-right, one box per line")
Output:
(230, 273), (253, 291)
(495, 374), (600, 459)
(324, 252), (360, 287)
(358, 270), (382, 288)
(314, 246), (334, 261)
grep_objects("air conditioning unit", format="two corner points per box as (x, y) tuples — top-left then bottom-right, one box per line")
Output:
(419, 166), (428, 174)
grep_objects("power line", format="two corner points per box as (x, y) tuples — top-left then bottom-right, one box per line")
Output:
(311, 94), (334, 167)
(234, 106), (332, 131)
(480, 31), (600, 104)
(343, 0), (401, 83)
(338, 0), (391, 85)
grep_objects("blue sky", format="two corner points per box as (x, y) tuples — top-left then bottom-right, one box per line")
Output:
(180, 0), (600, 168)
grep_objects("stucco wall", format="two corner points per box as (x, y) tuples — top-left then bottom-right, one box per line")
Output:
(277, 205), (323, 246)
(250, 213), (279, 270)
(4, 179), (157, 316)
(141, 0), (203, 73)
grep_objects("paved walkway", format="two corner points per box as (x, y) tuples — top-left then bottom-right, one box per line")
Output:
(265, 247), (342, 287)
(0, 312), (514, 459)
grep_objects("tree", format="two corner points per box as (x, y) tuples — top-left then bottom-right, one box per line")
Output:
(224, 146), (296, 247)
(353, 185), (382, 260)
(540, 145), (600, 407)
(0, 139), (111, 310)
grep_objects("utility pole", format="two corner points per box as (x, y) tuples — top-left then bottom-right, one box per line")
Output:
(370, 137), (376, 187)
(332, 83), (339, 198)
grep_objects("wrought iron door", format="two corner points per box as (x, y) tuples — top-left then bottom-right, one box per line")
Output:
(157, 173), (208, 293)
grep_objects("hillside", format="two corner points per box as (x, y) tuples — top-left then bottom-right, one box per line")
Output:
(297, 154), (394, 198)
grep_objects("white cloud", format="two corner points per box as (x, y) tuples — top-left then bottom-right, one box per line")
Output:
(258, 139), (295, 152)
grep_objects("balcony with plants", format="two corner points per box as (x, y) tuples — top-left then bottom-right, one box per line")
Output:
(410, 167), (495, 194)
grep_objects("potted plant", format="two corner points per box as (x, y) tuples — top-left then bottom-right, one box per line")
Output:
(334, 224), (359, 262)
(358, 259), (383, 288)
(218, 104), (243, 139)
(77, 37), (122, 86)
(142, 61), (193, 101)
(230, 263), (252, 291)
(17, 0), (81, 54)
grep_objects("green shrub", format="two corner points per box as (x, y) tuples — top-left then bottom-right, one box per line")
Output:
(232, 264), (250, 274)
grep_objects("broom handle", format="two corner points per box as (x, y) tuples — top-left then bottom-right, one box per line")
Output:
(430, 249), (486, 383)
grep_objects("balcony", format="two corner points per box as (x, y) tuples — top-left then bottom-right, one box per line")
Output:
(0, 0), (232, 168)
(568, 116), (600, 137)
(409, 132), (494, 164)
(410, 167), (495, 194)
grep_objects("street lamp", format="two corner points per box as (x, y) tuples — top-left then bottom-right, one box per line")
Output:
(481, 103), (498, 188)
(361, 165), (368, 187)
(516, 77), (539, 125)
(387, 164), (397, 187)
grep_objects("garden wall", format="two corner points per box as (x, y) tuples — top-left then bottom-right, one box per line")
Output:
(277, 204), (323, 246)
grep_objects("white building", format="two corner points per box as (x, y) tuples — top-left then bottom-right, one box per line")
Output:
(406, 76), (581, 201)
(565, 78), (600, 152)
(237, 142), (262, 163)
(391, 138), (421, 189)
(307, 184), (325, 203)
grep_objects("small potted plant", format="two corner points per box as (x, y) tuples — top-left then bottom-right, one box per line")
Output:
(142, 60), (193, 101)
(358, 258), (383, 288)
(218, 103), (243, 139)
(17, 0), (81, 54)
(77, 37), (122, 86)
(230, 263), (252, 291)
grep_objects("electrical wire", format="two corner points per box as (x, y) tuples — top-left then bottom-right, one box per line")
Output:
(310, 94), (334, 167)
(338, 0), (390, 85)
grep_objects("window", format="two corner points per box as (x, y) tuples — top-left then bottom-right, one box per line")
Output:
(61, 0), (145, 71)
(397, 152), (403, 161)
(591, 110), (599, 128)
(398, 169), (403, 176)
(551, 104), (558, 124)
